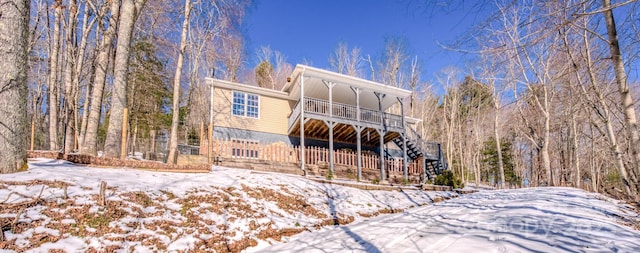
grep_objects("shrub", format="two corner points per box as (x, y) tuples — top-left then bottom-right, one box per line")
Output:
(434, 170), (464, 189)
(326, 169), (334, 180)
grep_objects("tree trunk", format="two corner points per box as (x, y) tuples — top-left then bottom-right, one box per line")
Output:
(572, 116), (580, 189)
(167, 0), (193, 164)
(602, 0), (640, 195)
(75, 2), (95, 151)
(104, 0), (141, 158)
(81, 0), (121, 155)
(48, 1), (62, 151)
(132, 120), (138, 156)
(581, 25), (635, 196)
(494, 99), (506, 188)
(540, 86), (553, 186)
(0, 0), (29, 173)
(63, 0), (78, 153)
(542, 111), (552, 186)
(150, 129), (156, 153)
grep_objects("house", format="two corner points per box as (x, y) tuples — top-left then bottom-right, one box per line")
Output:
(205, 64), (447, 183)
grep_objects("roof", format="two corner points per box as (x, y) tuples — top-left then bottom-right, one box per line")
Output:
(206, 78), (295, 100)
(208, 65), (414, 111)
(282, 65), (412, 110)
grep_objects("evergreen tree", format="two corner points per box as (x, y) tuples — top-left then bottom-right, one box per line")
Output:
(481, 137), (521, 187)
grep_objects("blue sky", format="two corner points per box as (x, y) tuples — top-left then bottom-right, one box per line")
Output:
(244, 0), (487, 84)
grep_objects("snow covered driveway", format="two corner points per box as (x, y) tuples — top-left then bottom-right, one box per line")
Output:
(257, 188), (640, 252)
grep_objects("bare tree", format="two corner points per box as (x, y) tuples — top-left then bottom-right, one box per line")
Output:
(62, 0), (79, 153)
(559, 10), (636, 196)
(329, 42), (363, 77)
(437, 67), (463, 177)
(601, 0), (640, 190)
(166, 0), (193, 164)
(217, 33), (244, 82)
(379, 37), (409, 88)
(0, 0), (29, 173)
(81, 0), (121, 155)
(408, 56), (420, 117)
(76, 1), (98, 151)
(496, 1), (563, 186)
(48, 0), (63, 151)
(103, 0), (147, 158)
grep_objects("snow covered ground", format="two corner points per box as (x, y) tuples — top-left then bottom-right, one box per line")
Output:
(1, 158), (639, 252)
(258, 187), (640, 252)
(0, 158), (455, 252)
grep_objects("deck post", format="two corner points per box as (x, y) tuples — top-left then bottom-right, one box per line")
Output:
(355, 127), (362, 181)
(351, 87), (362, 181)
(377, 128), (386, 182)
(323, 80), (337, 178)
(328, 121), (335, 177)
(300, 69), (306, 175)
(375, 92), (386, 182)
(422, 157), (428, 183)
(399, 97), (408, 181)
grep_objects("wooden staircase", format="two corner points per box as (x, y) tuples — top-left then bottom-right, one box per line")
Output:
(391, 126), (448, 182)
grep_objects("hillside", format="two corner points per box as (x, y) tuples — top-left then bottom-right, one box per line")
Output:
(258, 187), (640, 252)
(2, 159), (639, 252)
(0, 159), (455, 252)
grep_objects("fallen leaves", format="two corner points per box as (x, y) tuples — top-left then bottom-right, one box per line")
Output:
(1, 176), (447, 252)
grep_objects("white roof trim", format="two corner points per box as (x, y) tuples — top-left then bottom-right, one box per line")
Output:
(282, 64), (412, 98)
(207, 78), (295, 100)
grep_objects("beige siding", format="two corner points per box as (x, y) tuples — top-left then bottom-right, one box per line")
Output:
(213, 87), (292, 135)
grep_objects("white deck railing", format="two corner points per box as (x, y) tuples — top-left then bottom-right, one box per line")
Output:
(290, 97), (404, 128)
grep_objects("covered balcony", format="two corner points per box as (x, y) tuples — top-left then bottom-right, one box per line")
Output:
(287, 97), (405, 145)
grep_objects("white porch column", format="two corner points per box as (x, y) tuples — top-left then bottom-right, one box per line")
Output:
(375, 92), (386, 182)
(300, 69), (306, 175)
(323, 81), (337, 178)
(351, 87), (362, 181)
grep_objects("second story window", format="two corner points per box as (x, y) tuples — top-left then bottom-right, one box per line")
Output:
(232, 91), (259, 118)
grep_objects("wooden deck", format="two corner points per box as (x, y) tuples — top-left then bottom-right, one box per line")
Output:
(288, 97), (404, 134)
(288, 118), (401, 146)
(287, 97), (404, 145)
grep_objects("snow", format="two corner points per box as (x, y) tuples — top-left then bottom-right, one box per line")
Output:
(1, 158), (638, 252)
(256, 187), (640, 252)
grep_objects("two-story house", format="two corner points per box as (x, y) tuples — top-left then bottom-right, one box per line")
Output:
(206, 64), (447, 183)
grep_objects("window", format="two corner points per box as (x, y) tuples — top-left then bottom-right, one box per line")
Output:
(232, 91), (259, 118)
(231, 139), (259, 159)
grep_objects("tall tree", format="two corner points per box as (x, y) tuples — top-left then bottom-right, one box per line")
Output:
(76, 2), (97, 151)
(0, 0), (29, 173)
(48, 0), (63, 151)
(601, 0), (640, 194)
(62, 0), (78, 153)
(103, 0), (146, 158)
(379, 37), (409, 88)
(81, 0), (121, 156)
(329, 42), (363, 77)
(166, 0), (193, 164)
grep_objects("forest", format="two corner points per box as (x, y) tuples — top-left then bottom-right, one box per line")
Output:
(1, 0), (640, 201)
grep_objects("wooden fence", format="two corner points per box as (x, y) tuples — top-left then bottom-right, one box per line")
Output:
(208, 139), (423, 176)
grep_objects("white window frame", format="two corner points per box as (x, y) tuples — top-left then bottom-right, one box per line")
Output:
(232, 91), (260, 119)
(231, 139), (260, 159)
